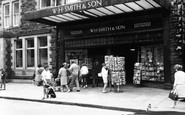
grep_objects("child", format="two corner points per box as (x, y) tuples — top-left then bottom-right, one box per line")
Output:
(0, 69), (7, 90)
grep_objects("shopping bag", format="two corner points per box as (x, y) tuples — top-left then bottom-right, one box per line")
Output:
(168, 90), (178, 100)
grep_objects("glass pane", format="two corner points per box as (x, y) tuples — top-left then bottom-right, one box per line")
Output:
(27, 49), (35, 67)
(13, 14), (19, 25)
(38, 36), (47, 47)
(4, 4), (9, 15)
(4, 16), (10, 27)
(42, 0), (51, 7)
(16, 40), (22, 49)
(39, 49), (48, 66)
(27, 39), (34, 48)
(16, 50), (23, 67)
(13, 2), (19, 13)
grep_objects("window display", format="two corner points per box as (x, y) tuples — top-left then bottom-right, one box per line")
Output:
(140, 45), (164, 82)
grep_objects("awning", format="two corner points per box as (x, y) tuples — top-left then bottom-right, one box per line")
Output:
(23, 0), (168, 25)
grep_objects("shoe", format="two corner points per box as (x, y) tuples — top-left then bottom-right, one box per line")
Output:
(76, 90), (80, 92)
(102, 90), (107, 93)
(171, 106), (176, 108)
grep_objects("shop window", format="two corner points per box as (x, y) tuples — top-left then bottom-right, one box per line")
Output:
(15, 40), (23, 67)
(3, 4), (10, 28)
(38, 36), (48, 66)
(41, 0), (56, 9)
(13, 1), (20, 26)
(26, 39), (35, 67)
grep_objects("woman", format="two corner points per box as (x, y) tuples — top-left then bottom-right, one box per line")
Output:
(58, 62), (70, 92)
(34, 65), (43, 86)
(172, 64), (185, 108)
(101, 63), (108, 93)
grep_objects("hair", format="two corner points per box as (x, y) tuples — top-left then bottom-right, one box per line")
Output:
(102, 63), (106, 67)
(38, 64), (42, 68)
(44, 65), (49, 69)
(63, 62), (67, 67)
(174, 64), (183, 71)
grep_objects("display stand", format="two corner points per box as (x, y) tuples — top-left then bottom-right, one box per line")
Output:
(133, 62), (142, 86)
(105, 55), (125, 93)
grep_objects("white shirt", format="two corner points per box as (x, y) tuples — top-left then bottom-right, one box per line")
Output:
(41, 70), (52, 80)
(69, 63), (80, 75)
(174, 71), (185, 86)
(80, 66), (89, 75)
(101, 67), (108, 78)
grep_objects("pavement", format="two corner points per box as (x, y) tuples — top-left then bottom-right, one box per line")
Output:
(0, 83), (185, 113)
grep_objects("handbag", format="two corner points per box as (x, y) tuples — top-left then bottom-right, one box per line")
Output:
(168, 90), (178, 100)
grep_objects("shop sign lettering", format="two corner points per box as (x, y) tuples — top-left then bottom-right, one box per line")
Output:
(52, 0), (102, 14)
(134, 22), (151, 28)
(90, 25), (126, 33)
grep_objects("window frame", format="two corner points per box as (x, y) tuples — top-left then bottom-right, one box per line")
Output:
(12, 1), (20, 26)
(38, 36), (49, 66)
(26, 38), (35, 68)
(15, 39), (23, 68)
(14, 34), (51, 69)
(40, 0), (57, 9)
(3, 3), (10, 28)
(2, 0), (20, 28)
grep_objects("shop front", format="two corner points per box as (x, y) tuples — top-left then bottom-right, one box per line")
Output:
(60, 13), (165, 86)
(23, 0), (170, 88)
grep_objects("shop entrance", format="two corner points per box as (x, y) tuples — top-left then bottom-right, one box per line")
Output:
(111, 44), (138, 84)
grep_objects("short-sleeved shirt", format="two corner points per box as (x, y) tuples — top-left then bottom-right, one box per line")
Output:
(69, 63), (80, 76)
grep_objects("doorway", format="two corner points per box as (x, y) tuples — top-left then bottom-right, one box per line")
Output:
(111, 44), (138, 84)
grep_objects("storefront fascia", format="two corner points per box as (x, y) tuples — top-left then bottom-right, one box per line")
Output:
(23, 0), (171, 88)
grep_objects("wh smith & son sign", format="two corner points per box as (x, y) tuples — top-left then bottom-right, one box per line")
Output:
(52, 0), (102, 14)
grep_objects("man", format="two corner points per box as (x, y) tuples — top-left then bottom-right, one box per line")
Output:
(68, 61), (80, 92)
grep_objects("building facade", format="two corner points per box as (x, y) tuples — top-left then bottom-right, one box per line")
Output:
(0, 0), (57, 79)
(1, 0), (185, 89)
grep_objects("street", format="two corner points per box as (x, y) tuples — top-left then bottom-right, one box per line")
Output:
(0, 99), (134, 115)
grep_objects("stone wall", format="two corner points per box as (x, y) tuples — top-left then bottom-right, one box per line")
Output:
(169, 0), (184, 83)
(1, 0), (57, 79)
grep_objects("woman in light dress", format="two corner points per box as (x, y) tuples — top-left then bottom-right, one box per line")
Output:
(58, 62), (70, 92)
(172, 64), (185, 108)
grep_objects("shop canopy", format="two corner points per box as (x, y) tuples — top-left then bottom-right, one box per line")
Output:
(23, 0), (168, 25)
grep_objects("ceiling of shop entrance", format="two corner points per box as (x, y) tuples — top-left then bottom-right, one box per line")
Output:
(23, 0), (167, 25)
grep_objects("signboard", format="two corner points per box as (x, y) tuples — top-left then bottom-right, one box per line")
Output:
(63, 19), (162, 37)
(52, 0), (102, 14)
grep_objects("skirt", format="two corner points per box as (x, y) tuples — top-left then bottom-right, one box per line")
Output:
(176, 84), (185, 98)
(60, 76), (68, 85)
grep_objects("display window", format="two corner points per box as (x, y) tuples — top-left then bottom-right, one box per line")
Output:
(139, 44), (164, 82)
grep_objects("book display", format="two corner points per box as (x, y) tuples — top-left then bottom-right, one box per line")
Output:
(105, 55), (126, 86)
(133, 63), (142, 85)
